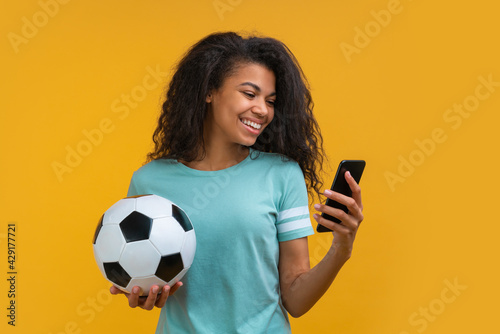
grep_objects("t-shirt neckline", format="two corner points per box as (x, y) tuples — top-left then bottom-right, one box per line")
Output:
(174, 147), (255, 175)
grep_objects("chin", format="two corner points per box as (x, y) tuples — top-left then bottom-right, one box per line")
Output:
(239, 138), (259, 147)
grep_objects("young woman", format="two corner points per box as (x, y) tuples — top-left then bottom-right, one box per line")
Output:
(110, 31), (364, 333)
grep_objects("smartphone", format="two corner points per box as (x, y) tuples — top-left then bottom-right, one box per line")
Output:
(316, 160), (366, 233)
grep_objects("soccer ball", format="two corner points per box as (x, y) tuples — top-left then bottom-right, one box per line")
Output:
(92, 194), (196, 296)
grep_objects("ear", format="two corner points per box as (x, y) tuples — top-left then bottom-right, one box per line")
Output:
(206, 93), (212, 103)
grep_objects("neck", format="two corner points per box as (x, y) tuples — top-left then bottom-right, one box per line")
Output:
(182, 144), (249, 171)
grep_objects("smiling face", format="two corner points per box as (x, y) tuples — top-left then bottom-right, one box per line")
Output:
(204, 62), (276, 150)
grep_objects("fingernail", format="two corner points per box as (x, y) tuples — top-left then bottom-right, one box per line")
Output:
(324, 189), (332, 196)
(314, 204), (320, 210)
(152, 286), (159, 294)
(133, 287), (139, 294)
(346, 171), (352, 178)
(313, 213), (319, 219)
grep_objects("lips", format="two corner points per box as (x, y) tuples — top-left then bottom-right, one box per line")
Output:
(240, 118), (262, 130)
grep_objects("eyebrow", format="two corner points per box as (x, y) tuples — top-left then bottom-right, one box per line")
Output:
(238, 82), (276, 97)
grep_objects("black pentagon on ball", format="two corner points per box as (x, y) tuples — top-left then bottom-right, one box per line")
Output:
(93, 214), (104, 245)
(172, 205), (193, 231)
(155, 253), (184, 283)
(119, 211), (153, 242)
(104, 262), (131, 288)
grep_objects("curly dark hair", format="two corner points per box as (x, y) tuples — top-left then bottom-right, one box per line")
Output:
(147, 31), (325, 201)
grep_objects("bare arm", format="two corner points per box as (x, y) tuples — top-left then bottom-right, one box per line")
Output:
(279, 171), (363, 317)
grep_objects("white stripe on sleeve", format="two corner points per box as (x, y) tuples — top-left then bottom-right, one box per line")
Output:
(277, 218), (311, 234)
(277, 206), (309, 222)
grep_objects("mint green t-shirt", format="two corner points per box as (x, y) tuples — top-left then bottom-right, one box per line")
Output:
(127, 149), (314, 334)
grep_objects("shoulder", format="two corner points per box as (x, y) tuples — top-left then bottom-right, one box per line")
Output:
(249, 150), (302, 173)
(248, 150), (306, 198)
(131, 159), (177, 180)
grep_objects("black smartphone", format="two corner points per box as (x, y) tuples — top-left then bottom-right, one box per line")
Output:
(316, 160), (366, 233)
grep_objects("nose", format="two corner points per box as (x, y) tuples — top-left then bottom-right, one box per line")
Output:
(251, 98), (269, 117)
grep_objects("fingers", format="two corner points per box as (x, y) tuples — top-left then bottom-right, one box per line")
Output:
(154, 282), (183, 308)
(117, 283), (183, 310)
(345, 171), (363, 212)
(313, 212), (350, 234)
(155, 285), (171, 308)
(314, 173), (364, 229)
(169, 281), (183, 295)
(110, 285), (124, 295)
(127, 286), (143, 308)
(317, 190), (363, 228)
(141, 285), (162, 310)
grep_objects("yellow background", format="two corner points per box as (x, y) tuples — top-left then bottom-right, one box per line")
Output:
(2, 0), (499, 333)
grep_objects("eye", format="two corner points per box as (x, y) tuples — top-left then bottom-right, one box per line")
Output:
(267, 100), (275, 107)
(243, 91), (255, 98)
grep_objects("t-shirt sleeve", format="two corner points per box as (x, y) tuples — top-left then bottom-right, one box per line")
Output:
(276, 162), (315, 242)
(126, 172), (140, 197)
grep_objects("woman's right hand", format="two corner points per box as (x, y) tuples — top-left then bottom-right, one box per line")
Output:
(109, 282), (183, 310)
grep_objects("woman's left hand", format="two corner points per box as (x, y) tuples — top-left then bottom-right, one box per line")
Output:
(313, 171), (364, 259)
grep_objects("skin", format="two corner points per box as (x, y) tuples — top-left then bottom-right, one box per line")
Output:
(111, 63), (364, 315)
(110, 282), (183, 310)
(185, 62), (276, 171)
(279, 171), (363, 317)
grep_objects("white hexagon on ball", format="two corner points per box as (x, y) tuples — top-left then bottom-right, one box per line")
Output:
(135, 194), (172, 219)
(102, 198), (136, 225)
(92, 247), (105, 277)
(181, 230), (196, 268)
(94, 225), (126, 262)
(125, 275), (167, 295)
(150, 217), (186, 255)
(120, 240), (161, 277)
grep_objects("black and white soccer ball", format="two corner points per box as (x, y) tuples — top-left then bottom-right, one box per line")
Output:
(92, 194), (196, 296)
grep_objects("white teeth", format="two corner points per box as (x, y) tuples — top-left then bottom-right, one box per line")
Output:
(241, 119), (261, 130)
